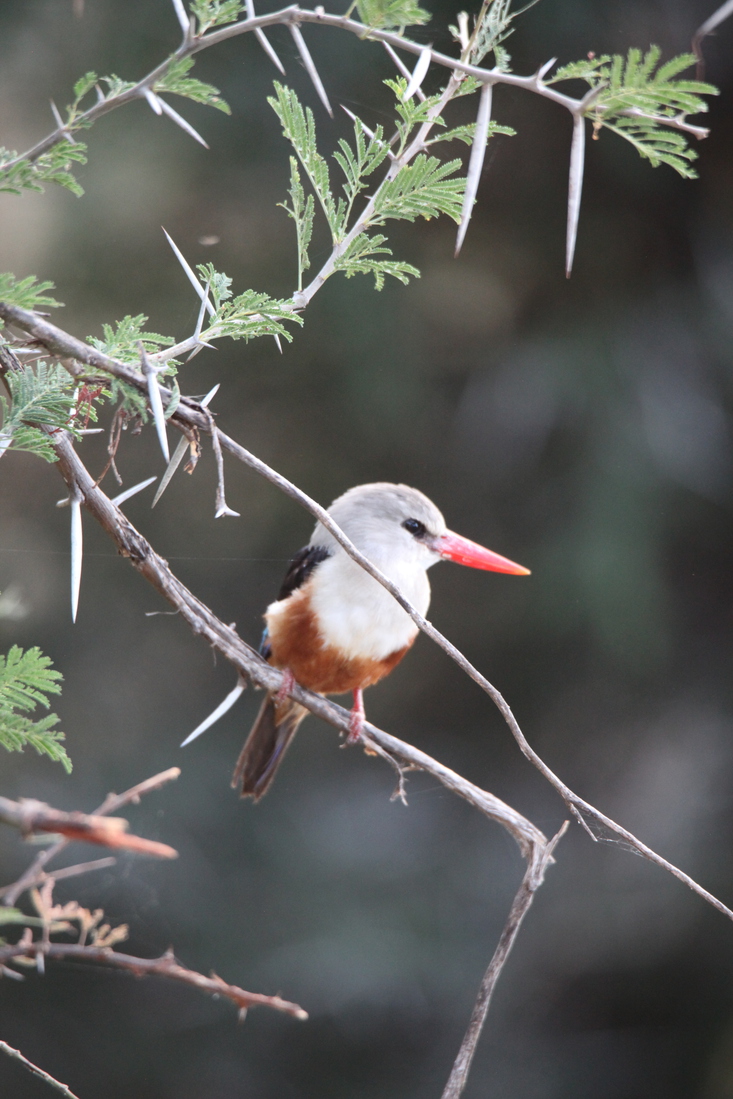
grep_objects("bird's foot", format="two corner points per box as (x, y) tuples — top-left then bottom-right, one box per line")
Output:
(346, 689), (365, 745)
(275, 668), (296, 705)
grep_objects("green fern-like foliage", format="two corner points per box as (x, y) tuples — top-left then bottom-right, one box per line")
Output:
(154, 58), (231, 114)
(190, 0), (244, 33)
(550, 47), (717, 177)
(355, 0), (431, 31)
(193, 266), (303, 342)
(0, 361), (79, 462)
(0, 274), (62, 310)
(0, 645), (70, 772)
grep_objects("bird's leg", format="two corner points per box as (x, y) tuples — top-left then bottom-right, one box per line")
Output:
(346, 688), (365, 744)
(275, 667), (296, 706)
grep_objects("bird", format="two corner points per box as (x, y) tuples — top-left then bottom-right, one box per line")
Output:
(232, 483), (530, 799)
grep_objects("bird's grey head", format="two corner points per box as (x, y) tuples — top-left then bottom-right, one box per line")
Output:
(312, 483), (446, 568)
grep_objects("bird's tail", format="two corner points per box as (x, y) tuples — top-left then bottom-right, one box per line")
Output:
(231, 692), (307, 800)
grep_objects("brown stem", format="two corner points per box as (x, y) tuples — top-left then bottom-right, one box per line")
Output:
(0, 943), (307, 1020)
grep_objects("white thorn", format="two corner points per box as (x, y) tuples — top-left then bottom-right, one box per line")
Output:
(110, 476), (158, 507)
(565, 114), (586, 278)
(171, 0), (189, 34)
(383, 41), (426, 101)
(696, 0), (733, 38)
(163, 229), (216, 315)
(273, 333), (283, 354)
(157, 96), (209, 148)
(152, 435), (188, 507)
(144, 88), (163, 115)
(180, 680), (246, 746)
(70, 492), (83, 623)
(77, 428), (104, 435)
(256, 28), (286, 73)
(536, 57), (557, 82)
(215, 504), (241, 518)
(140, 348), (170, 462)
(245, 0), (286, 74)
(194, 281), (211, 343)
(455, 83), (492, 258)
(289, 24), (333, 117)
(50, 99), (65, 129)
(404, 47), (431, 100)
(152, 384), (220, 507)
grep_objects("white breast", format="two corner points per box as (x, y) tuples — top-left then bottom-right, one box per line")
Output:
(308, 550), (430, 661)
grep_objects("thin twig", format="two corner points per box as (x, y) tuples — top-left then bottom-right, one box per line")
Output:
(0, 943), (308, 1020)
(440, 822), (569, 1099)
(0, 1041), (81, 1099)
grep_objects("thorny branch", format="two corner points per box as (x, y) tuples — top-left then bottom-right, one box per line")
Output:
(0, 940), (307, 1020)
(3, 4), (709, 177)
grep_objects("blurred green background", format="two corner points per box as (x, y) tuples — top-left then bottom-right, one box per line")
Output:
(1, 0), (733, 1096)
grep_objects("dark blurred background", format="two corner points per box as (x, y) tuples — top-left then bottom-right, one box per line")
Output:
(1, 0), (732, 1095)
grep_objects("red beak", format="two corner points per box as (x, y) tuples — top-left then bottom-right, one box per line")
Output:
(433, 531), (530, 575)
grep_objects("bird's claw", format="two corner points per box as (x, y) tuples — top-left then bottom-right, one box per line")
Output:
(275, 668), (296, 705)
(346, 712), (364, 744)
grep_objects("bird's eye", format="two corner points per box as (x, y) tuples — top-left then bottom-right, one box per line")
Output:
(402, 518), (427, 538)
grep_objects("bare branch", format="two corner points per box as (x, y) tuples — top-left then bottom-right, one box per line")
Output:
(441, 822), (569, 1099)
(0, 796), (178, 859)
(0, 1041), (81, 1099)
(0, 942), (308, 1020)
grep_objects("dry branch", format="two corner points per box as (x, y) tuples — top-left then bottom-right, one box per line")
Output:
(0, 1040), (81, 1099)
(0, 942), (307, 1020)
(0, 796), (177, 859)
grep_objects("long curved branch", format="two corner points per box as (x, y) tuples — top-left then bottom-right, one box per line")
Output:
(2, 4), (708, 177)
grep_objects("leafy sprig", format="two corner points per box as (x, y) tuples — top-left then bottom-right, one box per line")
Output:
(550, 47), (717, 177)
(354, 0), (430, 32)
(190, 0), (244, 34)
(0, 142), (87, 198)
(0, 646), (70, 772)
(0, 274), (62, 311)
(153, 58), (231, 114)
(0, 362), (80, 462)
(279, 159), (316, 292)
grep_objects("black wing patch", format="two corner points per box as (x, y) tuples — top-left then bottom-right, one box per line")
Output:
(276, 544), (331, 602)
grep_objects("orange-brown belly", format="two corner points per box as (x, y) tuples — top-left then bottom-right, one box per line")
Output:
(266, 589), (413, 695)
